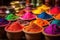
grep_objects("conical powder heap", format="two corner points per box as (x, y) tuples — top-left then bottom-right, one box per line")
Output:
(20, 12), (36, 20)
(6, 13), (19, 21)
(32, 5), (50, 14)
(37, 12), (52, 20)
(24, 22), (43, 33)
(49, 6), (60, 15)
(7, 21), (23, 31)
(33, 18), (49, 27)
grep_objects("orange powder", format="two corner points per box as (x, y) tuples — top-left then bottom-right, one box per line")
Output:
(33, 18), (49, 27)
(54, 14), (60, 20)
(24, 23), (42, 32)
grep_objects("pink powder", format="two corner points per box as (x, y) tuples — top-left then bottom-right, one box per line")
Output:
(20, 12), (36, 20)
(44, 24), (60, 34)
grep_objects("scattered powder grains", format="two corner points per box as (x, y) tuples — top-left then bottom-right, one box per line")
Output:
(7, 21), (23, 31)
(44, 24), (60, 34)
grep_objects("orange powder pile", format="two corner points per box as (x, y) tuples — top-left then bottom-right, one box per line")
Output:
(24, 23), (42, 32)
(33, 18), (49, 27)
(7, 21), (23, 31)
(54, 14), (60, 20)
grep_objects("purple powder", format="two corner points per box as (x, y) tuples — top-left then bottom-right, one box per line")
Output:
(44, 24), (60, 34)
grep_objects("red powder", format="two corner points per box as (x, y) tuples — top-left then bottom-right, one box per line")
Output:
(49, 7), (60, 15)
(7, 21), (23, 31)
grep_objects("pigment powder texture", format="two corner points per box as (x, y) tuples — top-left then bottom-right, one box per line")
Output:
(5, 14), (19, 21)
(44, 24), (60, 34)
(32, 5), (50, 14)
(0, 18), (9, 25)
(49, 6), (60, 15)
(37, 12), (52, 20)
(33, 18), (49, 27)
(20, 12), (36, 20)
(7, 21), (23, 31)
(54, 13), (60, 20)
(51, 20), (60, 26)
(24, 23), (43, 33)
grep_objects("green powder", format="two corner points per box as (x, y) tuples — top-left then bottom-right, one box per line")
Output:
(5, 13), (19, 21)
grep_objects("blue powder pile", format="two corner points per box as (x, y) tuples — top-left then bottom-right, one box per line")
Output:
(37, 12), (52, 20)
(51, 20), (60, 26)
(0, 18), (9, 25)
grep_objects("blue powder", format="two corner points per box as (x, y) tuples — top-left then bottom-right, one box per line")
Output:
(37, 12), (52, 19)
(0, 18), (9, 25)
(51, 20), (60, 26)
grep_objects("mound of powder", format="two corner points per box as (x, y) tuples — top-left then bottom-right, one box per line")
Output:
(7, 21), (23, 31)
(0, 18), (9, 25)
(44, 24), (60, 34)
(37, 12), (52, 20)
(33, 18), (49, 27)
(51, 20), (60, 26)
(20, 12), (36, 20)
(5, 14), (19, 21)
(49, 6), (60, 15)
(24, 23), (43, 33)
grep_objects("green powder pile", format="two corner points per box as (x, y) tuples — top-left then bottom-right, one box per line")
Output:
(5, 13), (19, 21)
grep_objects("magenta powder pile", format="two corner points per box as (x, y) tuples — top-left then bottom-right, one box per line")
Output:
(49, 6), (60, 15)
(44, 24), (60, 34)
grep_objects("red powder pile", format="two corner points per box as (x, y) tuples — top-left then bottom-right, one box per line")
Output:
(7, 21), (23, 31)
(49, 7), (60, 15)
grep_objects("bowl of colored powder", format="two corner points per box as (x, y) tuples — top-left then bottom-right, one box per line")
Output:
(37, 12), (53, 20)
(5, 13), (19, 21)
(23, 22), (43, 33)
(23, 23), (43, 40)
(33, 18), (50, 27)
(5, 21), (24, 32)
(5, 21), (24, 40)
(42, 24), (60, 40)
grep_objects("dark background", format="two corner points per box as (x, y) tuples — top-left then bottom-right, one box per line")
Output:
(0, 0), (24, 6)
